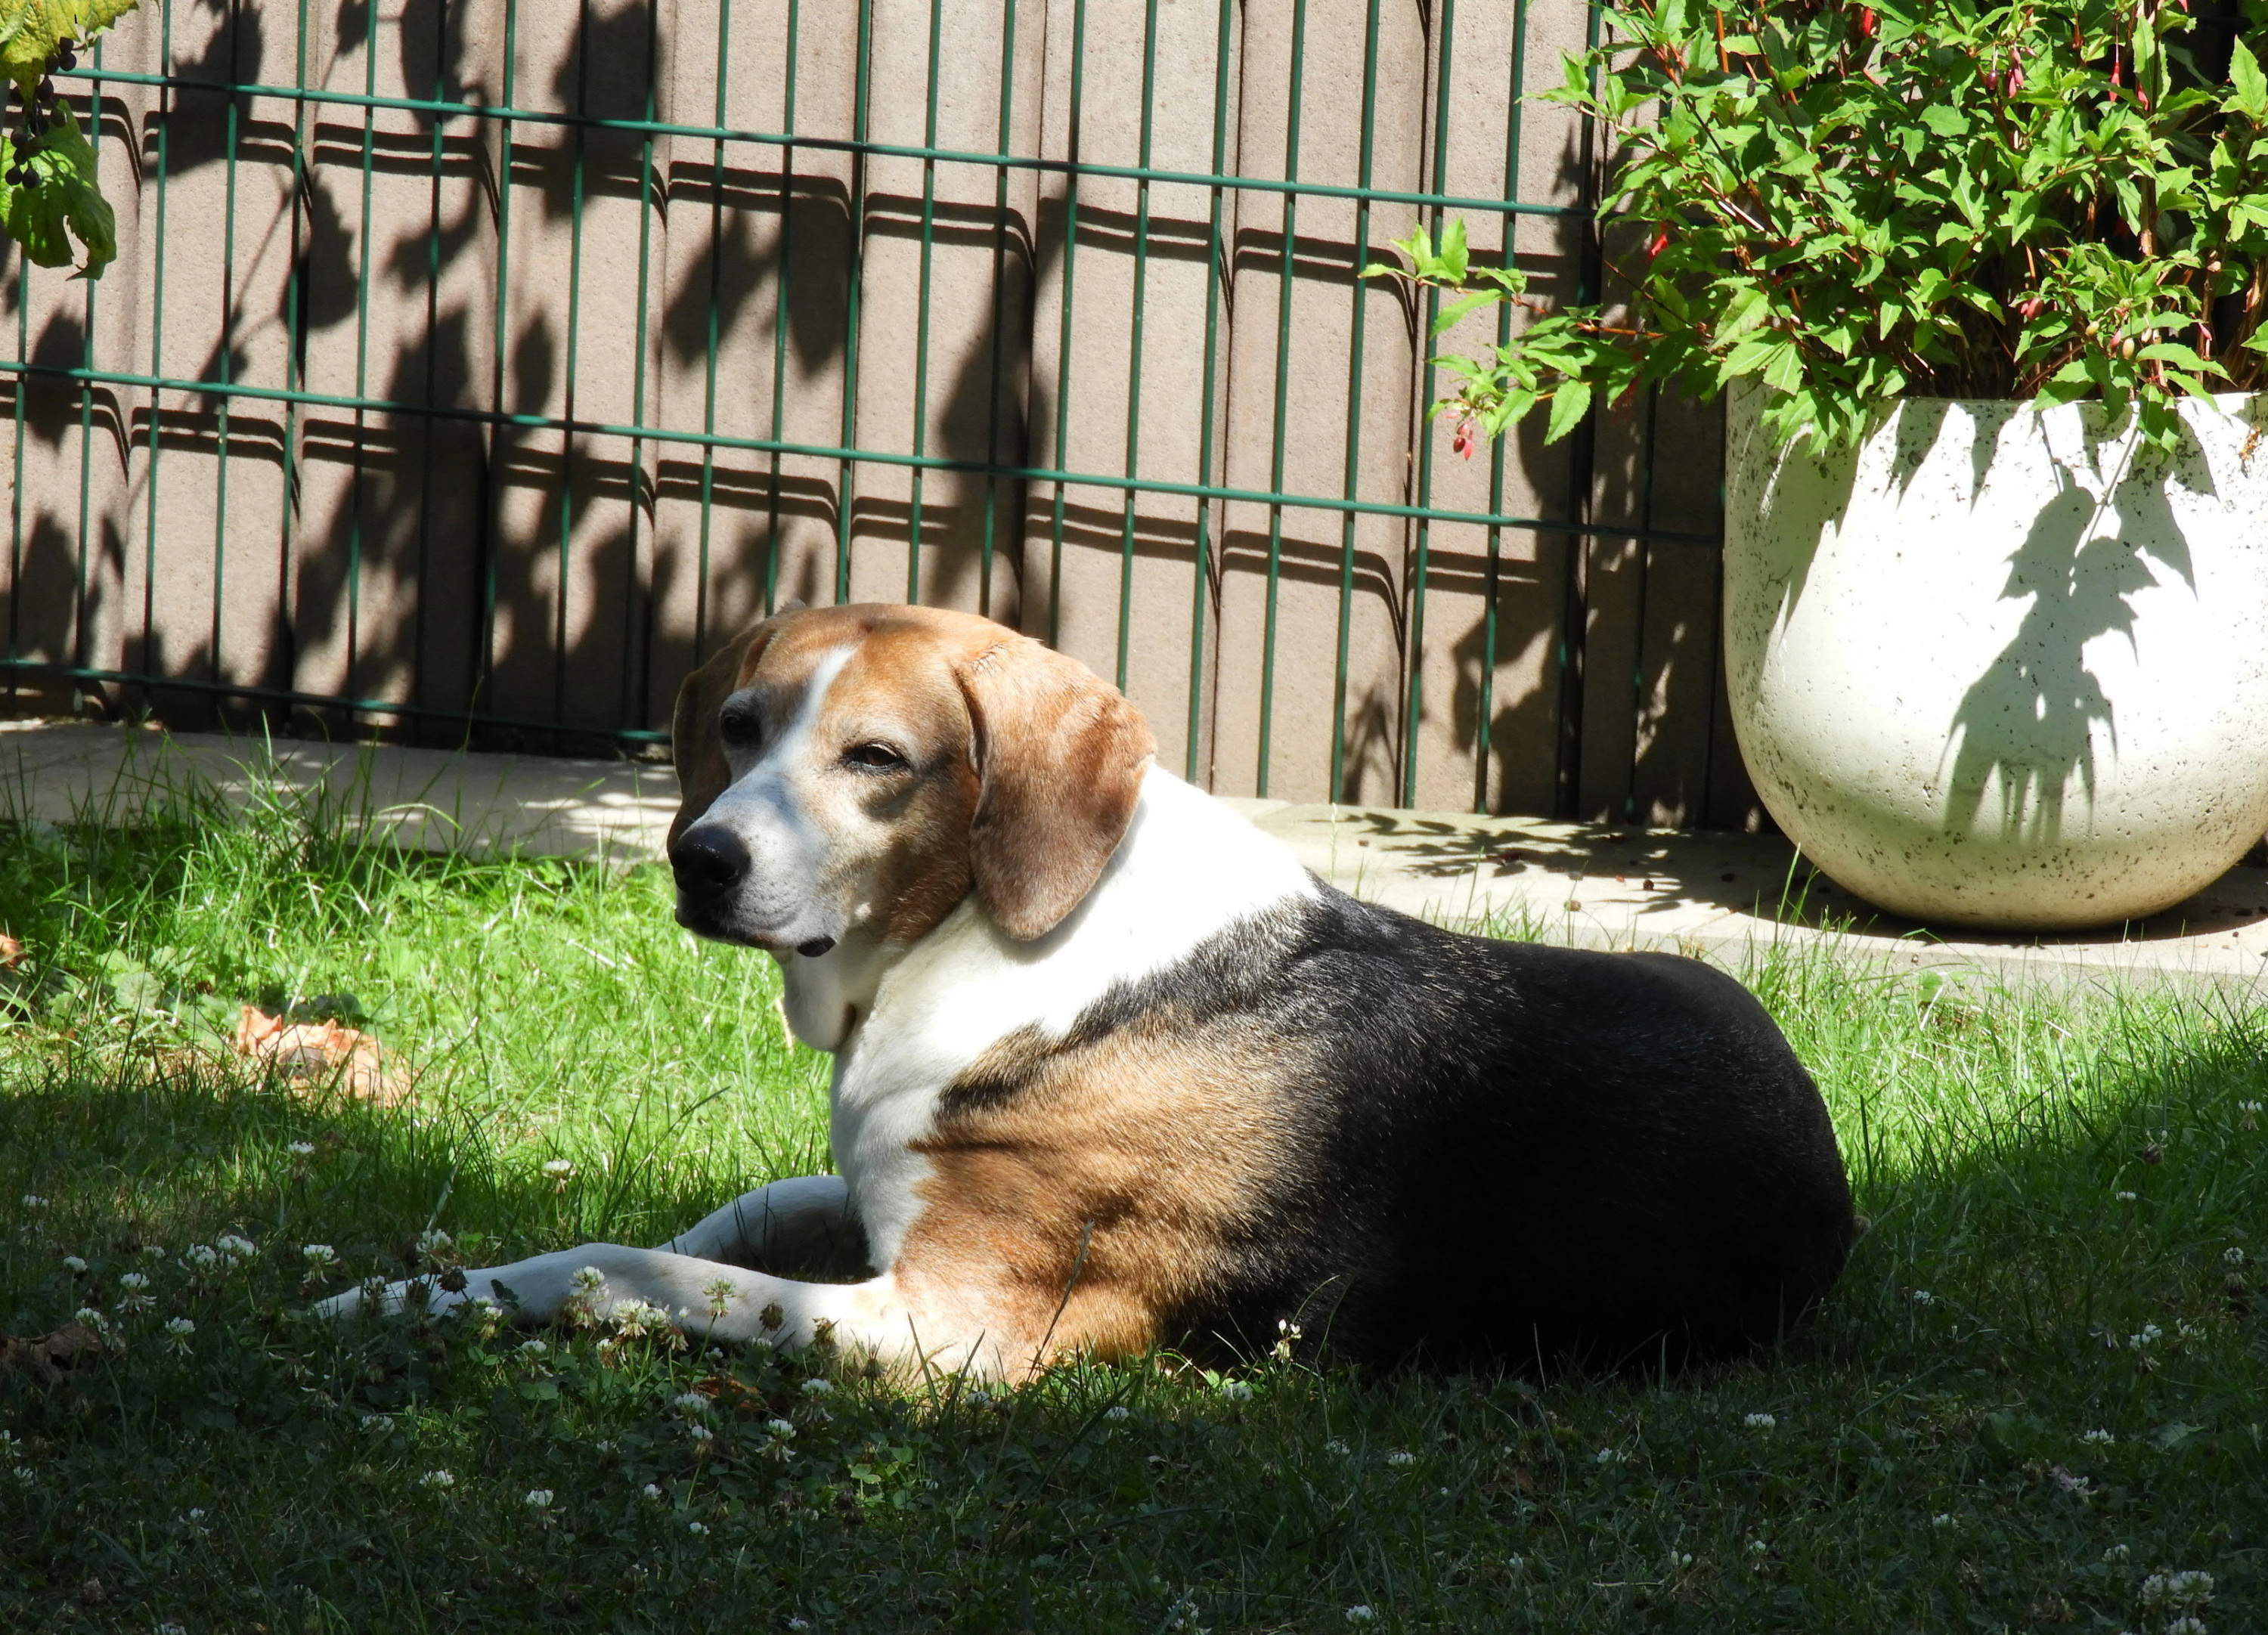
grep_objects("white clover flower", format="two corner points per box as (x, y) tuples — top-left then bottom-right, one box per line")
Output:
(765, 1418), (797, 1440)
(302, 1243), (338, 1266)
(184, 1509), (205, 1521)
(2225, 1246), (2246, 1266)
(1344, 1607), (1376, 1624)
(1216, 1380), (1254, 1402)
(2167, 1618), (2208, 1635)
(1747, 1539), (1768, 1556)
(419, 1469), (456, 1489)
(787, 1621), (812, 1631)
(2050, 1466), (2090, 1495)
(686, 1520), (709, 1535)
(165, 1317), (194, 1337)
(1506, 1553), (1526, 1575)
(673, 1392), (710, 1415)
(641, 1482), (665, 1500)
(2130, 1323), (2163, 1349)
(543, 1159), (575, 1178)
(0, 1432), (19, 1459)
(119, 1271), (150, 1291)
(1104, 1405), (1130, 1421)
(2102, 1544), (2130, 1563)
(1665, 1551), (1695, 1570)
(518, 1339), (550, 1358)
(73, 1306), (106, 1330)
(1931, 1513), (1956, 1528)
(1910, 1290), (1935, 1305)
(2115, 1191), (2138, 1203)
(157, 1623), (186, 1635)
(1384, 1451), (1416, 1467)
(800, 1376), (835, 1397)
(2081, 1429), (2116, 1446)
(183, 1244), (218, 1270)
(702, 1276), (736, 1319)
(20, 1194), (47, 1209)
(288, 1141), (317, 1157)
(524, 1489), (553, 1508)
(2165, 1571), (2215, 1602)
(1325, 1438), (1350, 1456)
(119, 1291), (155, 1316)
(9, 1466), (33, 1484)
(216, 1234), (256, 1262)
(686, 1423), (715, 1444)
(1594, 1448), (1628, 1465)
(61, 1254), (87, 1274)
(962, 1388), (990, 1408)
(416, 1229), (454, 1256)
(359, 1414), (392, 1434)
(1743, 1412), (1777, 1430)
(141, 1243), (166, 1259)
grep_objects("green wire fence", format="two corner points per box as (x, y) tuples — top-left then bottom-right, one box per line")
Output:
(1, 0), (1749, 826)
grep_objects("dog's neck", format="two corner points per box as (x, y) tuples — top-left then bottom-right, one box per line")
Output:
(772, 766), (1314, 1058)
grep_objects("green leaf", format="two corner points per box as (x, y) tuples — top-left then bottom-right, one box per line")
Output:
(1919, 105), (1969, 139)
(1437, 216), (1470, 284)
(2229, 38), (2267, 122)
(1543, 379), (1592, 444)
(0, 0), (141, 93)
(1431, 289), (1504, 336)
(0, 102), (115, 277)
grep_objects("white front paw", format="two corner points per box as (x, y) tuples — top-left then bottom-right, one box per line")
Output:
(313, 1274), (469, 1321)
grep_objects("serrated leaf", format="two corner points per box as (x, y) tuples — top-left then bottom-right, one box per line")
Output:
(0, 102), (114, 276)
(1438, 216), (1470, 284)
(1431, 289), (1504, 336)
(1543, 379), (1591, 444)
(2231, 39), (2268, 121)
(0, 0), (141, 91)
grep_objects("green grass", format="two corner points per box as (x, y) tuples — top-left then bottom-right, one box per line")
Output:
(2, 766), (2265, 1633)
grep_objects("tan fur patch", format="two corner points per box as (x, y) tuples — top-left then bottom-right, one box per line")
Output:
(896, 1023), (1299, 1372)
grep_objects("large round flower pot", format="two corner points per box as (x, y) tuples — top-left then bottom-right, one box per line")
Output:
(1722, 386), (2268, 931)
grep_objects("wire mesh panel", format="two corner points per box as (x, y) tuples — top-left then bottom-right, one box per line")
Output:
(0, 0), (1754, 827)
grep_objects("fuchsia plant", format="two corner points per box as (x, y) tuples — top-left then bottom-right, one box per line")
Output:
(1370, 0), (2268, 454)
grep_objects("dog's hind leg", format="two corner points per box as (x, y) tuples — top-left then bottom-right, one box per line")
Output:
(662, 1175), (869, 1277)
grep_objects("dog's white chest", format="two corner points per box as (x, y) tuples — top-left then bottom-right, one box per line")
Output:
(786, 766), (1316, 1267)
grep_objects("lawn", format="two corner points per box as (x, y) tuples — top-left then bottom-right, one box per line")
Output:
(2, 767), (2263, 1633)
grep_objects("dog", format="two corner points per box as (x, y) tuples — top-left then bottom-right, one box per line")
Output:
(321, 602), (1854, 1377)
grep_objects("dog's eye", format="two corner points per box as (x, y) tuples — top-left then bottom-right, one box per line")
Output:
(720, 711), (762, 750)
(844, 742), (907, 772)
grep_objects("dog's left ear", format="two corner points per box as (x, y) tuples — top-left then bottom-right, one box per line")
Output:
(669, 618), (780, 850)
(956, 636), (1157, 940)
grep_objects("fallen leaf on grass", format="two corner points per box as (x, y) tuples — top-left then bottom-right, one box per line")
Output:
(234, 1005), (408, 1105)
(0, 1320), (104, 1386)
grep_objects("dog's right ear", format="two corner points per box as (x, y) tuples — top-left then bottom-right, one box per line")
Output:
(669, 618), (780, 849)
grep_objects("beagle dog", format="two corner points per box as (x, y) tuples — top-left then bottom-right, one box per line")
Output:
(323, 604), (1854, 1377)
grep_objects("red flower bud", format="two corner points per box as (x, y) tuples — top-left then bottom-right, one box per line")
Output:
(1858, 7), (1875, 36)
(1647, 227), (1670, 259)
(1452, 416), (1479, 460)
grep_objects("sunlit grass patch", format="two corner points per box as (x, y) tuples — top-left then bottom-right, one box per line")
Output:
(3, 762), (2266, 1632)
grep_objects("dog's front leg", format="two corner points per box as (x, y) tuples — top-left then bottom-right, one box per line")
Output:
(660, 1175), (869, 1277)
(317, 1247), (1015, 1378)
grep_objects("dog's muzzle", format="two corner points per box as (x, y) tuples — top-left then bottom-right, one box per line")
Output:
(669, 822), (835, 957)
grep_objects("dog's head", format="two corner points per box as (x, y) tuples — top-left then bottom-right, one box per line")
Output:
(668, 604), (1157, 953)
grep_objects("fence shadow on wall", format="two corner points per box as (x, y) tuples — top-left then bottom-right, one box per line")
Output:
(0, 0), (1757, 830)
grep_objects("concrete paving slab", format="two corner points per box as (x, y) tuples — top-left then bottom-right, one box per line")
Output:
(8, 720), (2266, 997)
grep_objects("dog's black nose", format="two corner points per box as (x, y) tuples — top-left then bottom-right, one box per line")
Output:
(671, 825), (750, 895)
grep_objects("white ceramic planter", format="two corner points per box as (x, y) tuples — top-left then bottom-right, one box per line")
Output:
(1722, 385), (2268, 931)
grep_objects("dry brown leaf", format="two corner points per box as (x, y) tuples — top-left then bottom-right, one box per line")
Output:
(234, 1005), (409, 1105)
(0, 1319), (104, 1386)
(0, 933), (22, 968)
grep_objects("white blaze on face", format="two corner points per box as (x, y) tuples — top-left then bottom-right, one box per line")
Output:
(698, 645), (857, 949)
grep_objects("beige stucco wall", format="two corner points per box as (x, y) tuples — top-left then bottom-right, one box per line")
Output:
(1, 0), (1755, 827)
